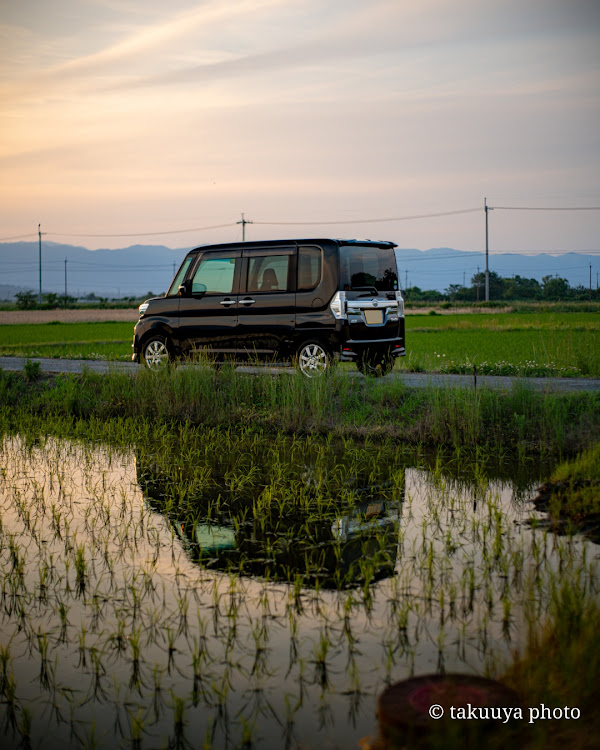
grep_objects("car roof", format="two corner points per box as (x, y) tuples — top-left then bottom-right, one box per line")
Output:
(186, 238), (397, 254)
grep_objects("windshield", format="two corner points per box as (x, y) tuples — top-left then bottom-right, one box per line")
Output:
(167, 256), (193, 296)
(339, 245), (398, 293)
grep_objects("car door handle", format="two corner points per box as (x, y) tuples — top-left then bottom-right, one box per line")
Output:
(220, 299), (236, 306)
(238, 298), (256, 306)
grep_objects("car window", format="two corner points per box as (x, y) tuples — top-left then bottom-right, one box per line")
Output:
(298, 246), (322, 291)
(167, 256), (193, 296)
(192, 257), (236, 294)
(246, 255), (290, 293)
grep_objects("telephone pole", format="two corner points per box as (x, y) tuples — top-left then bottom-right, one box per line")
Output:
(236, 213), (253, 241)
(38, 224), (43, 302)
(484, 198), (492, 302)
(64, 258), (68, 298)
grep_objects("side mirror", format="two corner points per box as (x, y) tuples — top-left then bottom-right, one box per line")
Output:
(178, 279), (192, 296)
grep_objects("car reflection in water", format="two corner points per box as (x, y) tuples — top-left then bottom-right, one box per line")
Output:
(136, 455), (404, 590)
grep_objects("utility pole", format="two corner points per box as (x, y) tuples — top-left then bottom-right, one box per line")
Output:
(236, 213), (253, 241)
(38, 223), (43, 303)
(476, 265), (480, 302)
(590, 264), (593, 302)
(484, 198), (492, 302)
(463, 271), (465, 287)
(64, 258), (68, 298)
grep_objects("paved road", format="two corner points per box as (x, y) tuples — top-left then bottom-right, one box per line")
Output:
(1, 356), (599, 393)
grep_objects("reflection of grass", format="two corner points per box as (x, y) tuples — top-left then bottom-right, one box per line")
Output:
(0, 424), (597, 748)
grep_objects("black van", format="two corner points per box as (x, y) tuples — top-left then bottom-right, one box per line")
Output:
(132, 238), (405, 377)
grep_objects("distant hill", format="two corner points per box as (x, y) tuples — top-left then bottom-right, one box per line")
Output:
(0, 241), (189, 299)
(0, 240), (597, 299)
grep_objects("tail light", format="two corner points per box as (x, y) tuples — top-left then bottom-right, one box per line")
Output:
(329, 291), (347, 319)
(395, 290), (404, 316)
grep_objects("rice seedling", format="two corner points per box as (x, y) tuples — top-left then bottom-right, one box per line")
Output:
(0, 421), (597, 748)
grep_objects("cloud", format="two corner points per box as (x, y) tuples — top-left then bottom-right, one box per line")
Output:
(52, 0), (290, 72)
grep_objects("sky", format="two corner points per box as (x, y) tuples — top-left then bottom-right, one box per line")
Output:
(1, 0), (599, 254)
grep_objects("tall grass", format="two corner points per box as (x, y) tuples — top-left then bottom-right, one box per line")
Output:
(500, 582), (600, 749)
(1, 366), (596, 457)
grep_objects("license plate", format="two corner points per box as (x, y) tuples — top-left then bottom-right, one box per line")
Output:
(364, 309), (383, 325)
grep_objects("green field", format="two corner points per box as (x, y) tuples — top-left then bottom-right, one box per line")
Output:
(403, 311), (600, 376)
(0, 310), (599, 376)
(0, 321), (132, 360)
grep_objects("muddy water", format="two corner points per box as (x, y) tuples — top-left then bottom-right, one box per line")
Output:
(0, 435), (596, 750)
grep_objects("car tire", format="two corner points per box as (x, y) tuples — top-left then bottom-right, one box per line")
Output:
(296, 341), (331, 378)
(357, 353), (394, 378)
(141, 335), (172, 370)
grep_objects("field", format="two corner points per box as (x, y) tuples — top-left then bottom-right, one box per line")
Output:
(403, 311), (600, 377)
(0, 321), (133, 360)
(0, 401), (598, 749)
(1, 308), (599, 748)
(1, 308), (599, 376)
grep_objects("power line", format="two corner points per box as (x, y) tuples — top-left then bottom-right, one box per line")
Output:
(2, 202), (599, 244)
(254, 207), (480, 226)
(492, 206), (600, 211)
(0, 232), (37, 242)
(45, 222), (237, 238)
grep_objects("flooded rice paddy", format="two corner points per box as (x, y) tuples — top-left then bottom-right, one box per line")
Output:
(0, 432), (597, 749)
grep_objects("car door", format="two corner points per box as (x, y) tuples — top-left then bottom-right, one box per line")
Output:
(177, 250), (241, 356)
(236, 246), (296, 359)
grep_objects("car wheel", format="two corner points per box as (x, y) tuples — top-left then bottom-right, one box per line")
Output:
(357, 353), (394, 377)
(297, 341), (331, 378)
(142, 335), (171, 370)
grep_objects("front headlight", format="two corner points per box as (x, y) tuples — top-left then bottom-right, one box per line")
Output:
(138, 302), (149, 316)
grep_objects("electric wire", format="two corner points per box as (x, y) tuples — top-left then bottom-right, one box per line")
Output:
(253, 208), (481, 225)
(45, 222), (236, 238)
(492, 206), (600, 211)
(0, 233), (37, 242)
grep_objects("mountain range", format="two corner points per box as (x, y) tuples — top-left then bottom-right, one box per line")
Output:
(0, 240), (597, 299)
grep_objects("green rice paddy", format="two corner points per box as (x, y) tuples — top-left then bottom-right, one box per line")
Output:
(0, 425), (597, 749)
(0, 309), (598, 376)
(0, 310), (599, 748)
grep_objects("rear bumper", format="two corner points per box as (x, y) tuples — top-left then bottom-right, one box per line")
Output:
(339, 339), (405, 362)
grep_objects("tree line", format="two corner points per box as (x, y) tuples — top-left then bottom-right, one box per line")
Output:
(405, 272), (599, 302)
(13, 291), (143, 309)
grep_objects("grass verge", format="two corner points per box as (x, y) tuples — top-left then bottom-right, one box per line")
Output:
(532, 443), (600, 541)
(0, 365), (598, 457)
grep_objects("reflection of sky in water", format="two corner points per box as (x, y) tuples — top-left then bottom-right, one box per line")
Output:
(0, 436), (596, 750)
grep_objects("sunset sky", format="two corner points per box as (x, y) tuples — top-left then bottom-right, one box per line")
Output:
(1, 0), (599, 253)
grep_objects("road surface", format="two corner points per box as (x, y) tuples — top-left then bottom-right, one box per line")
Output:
(1, 356), (599, 393)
